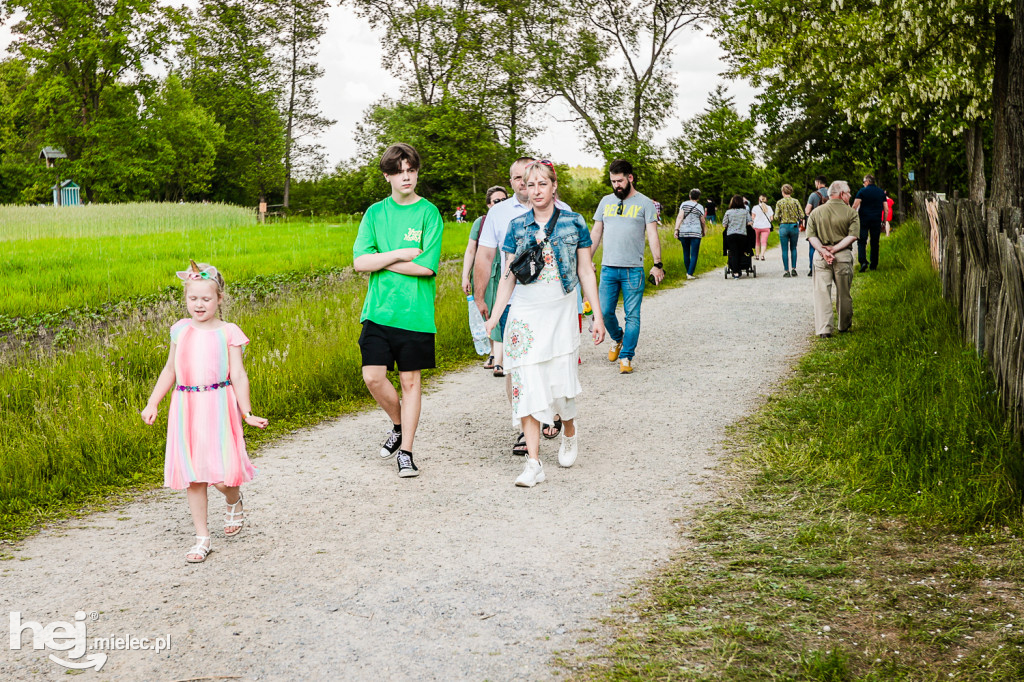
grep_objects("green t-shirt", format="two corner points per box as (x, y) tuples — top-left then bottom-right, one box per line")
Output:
(353, 196), (445, 333)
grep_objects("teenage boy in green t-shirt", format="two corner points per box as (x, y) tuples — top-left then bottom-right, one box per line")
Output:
(353, 143), (444, 478)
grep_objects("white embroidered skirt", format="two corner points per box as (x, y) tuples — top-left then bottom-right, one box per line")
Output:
(503, 272), (581, 427)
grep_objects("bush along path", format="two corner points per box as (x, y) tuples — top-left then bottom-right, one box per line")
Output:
(576, 226), (1024, 681)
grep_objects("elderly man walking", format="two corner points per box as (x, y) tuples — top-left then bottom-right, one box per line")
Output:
(806, 181), (860, 338)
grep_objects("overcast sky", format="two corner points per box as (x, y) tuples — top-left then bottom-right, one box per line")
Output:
(1, 5), (757, 170)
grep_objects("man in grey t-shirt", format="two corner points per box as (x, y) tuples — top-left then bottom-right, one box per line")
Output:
(590, 159), (663, 374)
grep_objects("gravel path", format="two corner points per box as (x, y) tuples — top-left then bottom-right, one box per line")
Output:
(2, 241), (815, 681)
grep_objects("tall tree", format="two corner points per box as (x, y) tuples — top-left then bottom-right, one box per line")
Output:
(718, 0), (1015, 205)
(182, 0), (285, 205)
(348, 0), (480, 106)
(0, 58), (42, 203)
(666, 85), (758, 207)
(278, 0), (334, 208)
(356, 98), (512, 211)
(7, 0), (167, 201)
(148, 74), (225, 201)
(518, 0), (720, 160)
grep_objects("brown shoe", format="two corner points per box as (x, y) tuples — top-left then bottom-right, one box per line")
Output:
(608, 341), (623, 362)
(619, 359), (634, 374)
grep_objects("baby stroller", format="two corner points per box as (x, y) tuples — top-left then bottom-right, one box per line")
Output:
(723, 225), (757, 278)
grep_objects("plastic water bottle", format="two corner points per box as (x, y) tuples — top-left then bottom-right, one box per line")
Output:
(466, 295), (490, 355)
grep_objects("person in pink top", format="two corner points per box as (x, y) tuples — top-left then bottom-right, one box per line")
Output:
(883, 190), (895, 235)
(141, 260), (268, 563)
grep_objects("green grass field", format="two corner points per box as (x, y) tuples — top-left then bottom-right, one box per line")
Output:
(0, 204), (481, 318)
(0, 202), (744, 540)
(0, 202), (254, 241)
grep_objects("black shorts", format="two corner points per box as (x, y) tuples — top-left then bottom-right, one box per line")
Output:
(359, 320), (435, 372)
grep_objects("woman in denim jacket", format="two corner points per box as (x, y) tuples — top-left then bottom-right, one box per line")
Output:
(485, 161), (606, 487)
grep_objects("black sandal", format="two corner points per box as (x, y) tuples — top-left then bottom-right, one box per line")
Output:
(483, 355), (495, 369)
(542, 418), (562, 439)
(493, 365), (504, 377)
(512, 432), (528, 456)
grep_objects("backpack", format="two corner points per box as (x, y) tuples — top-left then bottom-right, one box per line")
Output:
(812, 187), (828, 211)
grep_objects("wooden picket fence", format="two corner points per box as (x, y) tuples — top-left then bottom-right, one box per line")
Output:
(915, 191), (1024, 438)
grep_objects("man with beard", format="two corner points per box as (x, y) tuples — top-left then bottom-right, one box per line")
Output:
(590, 159), (663, 374)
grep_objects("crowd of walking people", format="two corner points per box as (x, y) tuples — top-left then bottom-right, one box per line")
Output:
(141, 139), (899, 561)
(360, 145), (899, 488)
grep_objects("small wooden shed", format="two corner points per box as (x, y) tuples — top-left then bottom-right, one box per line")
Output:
(51, 179), (81, 207)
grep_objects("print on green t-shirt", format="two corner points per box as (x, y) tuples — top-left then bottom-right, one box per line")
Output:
(352, 197), (445, 333)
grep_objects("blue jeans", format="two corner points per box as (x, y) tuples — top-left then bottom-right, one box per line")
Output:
(808, 240), (815, 272)
(599, 266), (644, 360)
(678, 236), (701, 276)
(778, 223), (799, 270)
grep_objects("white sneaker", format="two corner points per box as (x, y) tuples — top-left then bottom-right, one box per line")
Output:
(515, 458), (545, 487)
(558, 433), (578, 467)
(686, 274), (696, 280)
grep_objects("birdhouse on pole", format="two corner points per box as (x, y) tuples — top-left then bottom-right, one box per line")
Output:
(39, 147), (67, 168)
(39, 147), (81, 206)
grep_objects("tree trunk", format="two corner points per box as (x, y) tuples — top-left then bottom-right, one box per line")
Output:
(507, 27), (518, 152)
(917, 127), (929, 190)
(988, 12), (1014, 208)
(283, 12), (298, 210)
(965, 120), (987, 202)
(1007, 0), (1024, 208)
(896, 126), (905, 222)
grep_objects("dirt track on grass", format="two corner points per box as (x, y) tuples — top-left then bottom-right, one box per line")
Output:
(1, 241), (815, 681)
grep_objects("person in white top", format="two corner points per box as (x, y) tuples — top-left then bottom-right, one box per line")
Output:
(750, 194), (774, 261)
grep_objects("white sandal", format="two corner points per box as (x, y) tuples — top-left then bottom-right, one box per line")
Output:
(224, 492), (245, 537)
(186, 536), (212, 563)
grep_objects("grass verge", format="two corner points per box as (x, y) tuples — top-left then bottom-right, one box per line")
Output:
(573, 225), (1024, 681)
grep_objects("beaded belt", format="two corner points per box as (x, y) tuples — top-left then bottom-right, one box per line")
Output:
(176, 379), (232, 393)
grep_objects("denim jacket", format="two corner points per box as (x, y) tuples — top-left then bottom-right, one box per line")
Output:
(503, 208), (593, 295)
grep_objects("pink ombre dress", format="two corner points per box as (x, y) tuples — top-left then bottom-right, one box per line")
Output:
(164, 319), (257, 490)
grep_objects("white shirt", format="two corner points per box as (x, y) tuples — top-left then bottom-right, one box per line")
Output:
(751, 202), (774, 229)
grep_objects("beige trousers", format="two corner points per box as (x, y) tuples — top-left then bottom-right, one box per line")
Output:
(812, 248), (853, 335)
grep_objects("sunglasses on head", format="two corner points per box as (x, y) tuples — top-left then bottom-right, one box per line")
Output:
(536, 159), (557, 180)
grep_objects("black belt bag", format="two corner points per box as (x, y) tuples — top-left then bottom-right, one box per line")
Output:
(509, 209), (560, 285)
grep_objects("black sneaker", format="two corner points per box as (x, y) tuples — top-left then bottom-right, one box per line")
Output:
(396, 450), (419, 478)
(807, 270), (813, 277)
(860, 263), (869, 273)
(380, 428), (402, 459)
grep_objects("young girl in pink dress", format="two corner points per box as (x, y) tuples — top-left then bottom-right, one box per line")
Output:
(141, 260), (267, 563)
